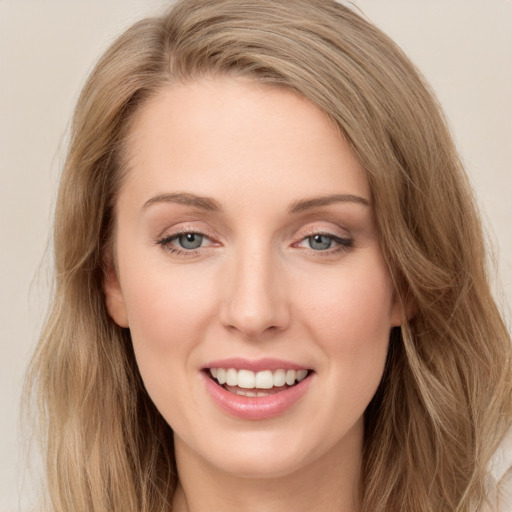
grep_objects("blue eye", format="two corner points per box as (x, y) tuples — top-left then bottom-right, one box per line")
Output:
(157, 232), (210, 253)
(176, 233), (205, 250)
(296, 233), (353, 253)
(307, 234), (334, 251)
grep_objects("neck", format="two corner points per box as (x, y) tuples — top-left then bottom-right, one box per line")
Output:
(171, 424), (363, 512)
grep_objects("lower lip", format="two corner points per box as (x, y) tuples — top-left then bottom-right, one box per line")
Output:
(202, 372), (313, 420)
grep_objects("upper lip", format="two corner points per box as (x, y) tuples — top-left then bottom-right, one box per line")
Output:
(202, 357), (312, 372)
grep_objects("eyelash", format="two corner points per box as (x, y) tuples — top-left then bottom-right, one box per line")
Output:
(156, 232), (213, 256)
(156, 231), (354, 257)
(295, 233), (354, 256)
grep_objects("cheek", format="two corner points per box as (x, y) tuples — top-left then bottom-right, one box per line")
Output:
(119, 264), (220, 427)
(302, 261), (393, 331)
(118, 256), (220, 408)
(122, 258), (216, 351)
(297, 259), (394, 378)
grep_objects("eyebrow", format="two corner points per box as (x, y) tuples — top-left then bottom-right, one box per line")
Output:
(142, 192), (370, 214)
(287, 194), (370, 213)
(142, 192), (223, 212)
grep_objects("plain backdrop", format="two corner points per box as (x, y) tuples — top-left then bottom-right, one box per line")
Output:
(1, 1), (511, 510)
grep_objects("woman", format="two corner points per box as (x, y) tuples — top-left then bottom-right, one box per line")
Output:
(26, 0), (512, 510)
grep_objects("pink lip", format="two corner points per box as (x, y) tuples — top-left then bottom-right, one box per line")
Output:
(201, 369), (313, 421)
(203, 357), (310, 372)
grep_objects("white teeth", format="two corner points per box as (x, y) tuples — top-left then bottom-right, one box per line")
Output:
(235, 388), (259, 397)
(273, 369), (286, 387)
(217, 368), (226, 385)
(208, 367), (310, 389)
(255, 370), (273, 389)
(285, 369), (296, 385)
(296, 369), (308, 382)
(226, 368), (237, 386)
(238, 369), (255, 389)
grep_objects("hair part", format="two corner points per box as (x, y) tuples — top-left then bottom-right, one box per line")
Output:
(25, 1), (512, 511)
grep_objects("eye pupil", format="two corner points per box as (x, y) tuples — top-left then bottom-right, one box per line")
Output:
(179, 233), (203, 249)
(309, 235), (332, 250)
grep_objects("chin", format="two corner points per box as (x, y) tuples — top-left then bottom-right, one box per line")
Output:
(184, 423), (350, 480)
(208, 446), (310, 480)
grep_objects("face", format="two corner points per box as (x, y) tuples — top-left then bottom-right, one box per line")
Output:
(105, 76), (401, 479)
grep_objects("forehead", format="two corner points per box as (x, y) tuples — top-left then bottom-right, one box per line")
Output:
(121, 76), (370, 209)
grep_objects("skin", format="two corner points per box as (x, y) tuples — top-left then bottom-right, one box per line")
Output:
(104, 76), (402, 512)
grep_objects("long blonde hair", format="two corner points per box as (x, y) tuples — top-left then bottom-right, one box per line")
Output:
(26, 1), (512, 510)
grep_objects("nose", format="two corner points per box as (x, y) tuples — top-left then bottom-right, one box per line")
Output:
(219, 246), (291, 338)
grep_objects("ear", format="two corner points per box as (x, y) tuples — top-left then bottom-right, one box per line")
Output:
(390, 291), (416, 327)
(103, 266), (129, 328)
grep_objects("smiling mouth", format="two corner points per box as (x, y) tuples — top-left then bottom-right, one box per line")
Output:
(206, 368), (313, 397)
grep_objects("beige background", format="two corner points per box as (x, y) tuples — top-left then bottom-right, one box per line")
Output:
(1, 1), (511, 510)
